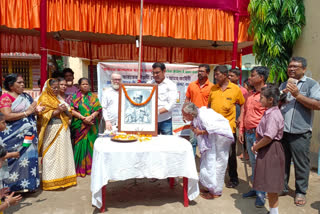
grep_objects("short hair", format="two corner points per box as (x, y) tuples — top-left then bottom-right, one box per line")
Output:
(261, 84), (280, 106)
(214, 65), (228, 75)
(182, 102), (198, 117)
(4, 74), (22, 91)
(63, 68), (74, 76)
(252, 66), (269, 83)
(78, 77), (89, 85)
(0, 145), (7, 159)
(49, 79), (59, 86)
(229, 68), (241, 77)
(152, 62), (166, 71)
(111, 72), (122, 79)
(243, 78), (254, 90)
(199, 64), (210, 73)
(289, 56), (307, 69)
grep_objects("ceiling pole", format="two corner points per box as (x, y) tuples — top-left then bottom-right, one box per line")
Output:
(137, 0), (144, 83)
(40, 0), (47, 91)
(232, 0), (240, 70)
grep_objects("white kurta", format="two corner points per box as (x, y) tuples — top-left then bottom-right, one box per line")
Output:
(101, 87), (119, 125)
(192, 107), (234, 195)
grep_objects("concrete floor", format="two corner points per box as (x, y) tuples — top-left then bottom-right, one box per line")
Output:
(6, 156), (320, 214)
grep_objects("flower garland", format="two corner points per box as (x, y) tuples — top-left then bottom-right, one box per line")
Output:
(122, 85), (156, 106)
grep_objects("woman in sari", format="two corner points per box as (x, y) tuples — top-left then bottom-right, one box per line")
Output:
(0, 74), (42, 192)
(70, 78), (101, 177)
(37, 79), (77, 190)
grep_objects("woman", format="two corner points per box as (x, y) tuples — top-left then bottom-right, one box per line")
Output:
(182, 102), (234, 199)
(0, 74), (42, 192)
(58, 77), (74, 104)
(37, 79), (77, 190)
(70, 78), (101, 177)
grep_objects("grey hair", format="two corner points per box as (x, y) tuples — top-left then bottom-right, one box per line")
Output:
(182, 102), (198, 117)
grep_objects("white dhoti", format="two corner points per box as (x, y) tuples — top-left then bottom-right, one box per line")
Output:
(193, 107), (234, 196)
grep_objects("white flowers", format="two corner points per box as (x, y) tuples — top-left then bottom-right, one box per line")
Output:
(8, 172), (19, 182)
(19, 158), (30, 168)
(3, 125), (12, 135)
(30, 167), (37, 177)
(20, 179), (30, 189)
(17, 132), (25, 139)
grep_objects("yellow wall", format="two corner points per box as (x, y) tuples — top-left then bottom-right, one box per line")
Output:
(293, 0), (320, 169)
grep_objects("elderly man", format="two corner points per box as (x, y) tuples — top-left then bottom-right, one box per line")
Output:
(208, 65), (245, 189)
(185, 64), (213, 155)
(148, 62), (177, 135)
(182, 102), (234, 199)
(101, 72), (122, 131)
(280, 57), (320, 207)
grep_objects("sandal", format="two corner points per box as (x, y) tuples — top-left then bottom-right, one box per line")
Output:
(294, 193), (306, 207)
(200, 192), (221, 200)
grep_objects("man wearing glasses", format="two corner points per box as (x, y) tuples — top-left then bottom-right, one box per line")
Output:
(280, 57), (320, 207)
(185, 64), (213, 155)
(101, 72), (122, 131)
(149, 62), (177, 135)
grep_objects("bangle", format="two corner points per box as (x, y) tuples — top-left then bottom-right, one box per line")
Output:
(24, 112), (28, 117)
(6, 200), (10, 207)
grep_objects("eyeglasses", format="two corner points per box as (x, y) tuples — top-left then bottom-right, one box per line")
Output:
(288, 65), (302, 69)
(111, 78), (121, 81)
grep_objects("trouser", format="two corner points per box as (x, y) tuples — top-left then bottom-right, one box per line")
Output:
(158, 118), (173, 135)
(281, 131), (312, 195)
(189, 130), (197, 156)
(227, 133), (238, 182)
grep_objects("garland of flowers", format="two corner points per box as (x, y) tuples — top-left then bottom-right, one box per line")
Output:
(122, 85), (156, 106)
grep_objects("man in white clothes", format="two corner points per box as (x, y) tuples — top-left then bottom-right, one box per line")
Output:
(148, 62), (177, 135)
(182, 102), (234, 199)
(101, 73), (122, 131)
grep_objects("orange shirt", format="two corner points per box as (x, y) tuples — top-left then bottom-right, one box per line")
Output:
(208, 81), (245, 133)
(186, 79), (214, 108)
(239, 91), (267, 134)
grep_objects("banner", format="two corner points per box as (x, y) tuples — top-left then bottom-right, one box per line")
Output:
(97, 62), (198, 135)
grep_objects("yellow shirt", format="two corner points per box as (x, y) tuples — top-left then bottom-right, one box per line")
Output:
(208, 81), (245, 133)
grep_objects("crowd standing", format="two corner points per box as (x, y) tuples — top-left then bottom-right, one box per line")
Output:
(0, 57), (318, 214)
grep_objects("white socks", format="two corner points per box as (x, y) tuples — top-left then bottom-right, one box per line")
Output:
(270, 207), (279, 214)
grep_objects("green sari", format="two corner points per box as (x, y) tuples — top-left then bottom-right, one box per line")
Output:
(70, 91), (102, 177)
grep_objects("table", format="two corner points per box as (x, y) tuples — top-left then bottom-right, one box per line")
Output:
(91, 135), (199, 212)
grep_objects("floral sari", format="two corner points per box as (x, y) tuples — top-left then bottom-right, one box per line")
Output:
(0, 93), (39, 191)
(37, 79), (77, 190)
(70, 91), (101, 177)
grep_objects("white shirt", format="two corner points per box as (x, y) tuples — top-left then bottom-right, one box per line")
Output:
(148, 78), (177, 122)
(101, 87), (119, 125)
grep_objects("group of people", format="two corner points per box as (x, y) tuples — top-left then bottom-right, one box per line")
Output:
(182, 57), (320, 214)
(0, 57), (318, 213)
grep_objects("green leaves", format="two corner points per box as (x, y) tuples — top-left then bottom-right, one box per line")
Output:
(248, 0), (305, 83)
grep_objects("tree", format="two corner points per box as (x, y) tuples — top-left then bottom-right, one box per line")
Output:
(248, 0), (305, 83)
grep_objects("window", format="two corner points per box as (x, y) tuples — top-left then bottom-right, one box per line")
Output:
(88, 65), (98, 92)
(1, 59), (32, 89)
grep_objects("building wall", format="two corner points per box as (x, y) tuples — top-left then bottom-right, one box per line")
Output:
(293, 0), (320, 169)
(65, 57), (86, 83)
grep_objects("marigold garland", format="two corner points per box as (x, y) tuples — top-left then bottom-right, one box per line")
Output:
(122, 85), (156, 106)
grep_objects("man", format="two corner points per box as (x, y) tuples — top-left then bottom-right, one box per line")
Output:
(207, 65), (245, 190)
(125, 92), (150, 124)
(182, 102), (234, 199)
(280, 57), (320, 207)
(239, 66), (269, 208)
(63, 68), (79, 97)
(149, 62), (177, 135)
(228, 69), (248, 160)
(185, 64), (214, 155)
(101, 73), (122, 131)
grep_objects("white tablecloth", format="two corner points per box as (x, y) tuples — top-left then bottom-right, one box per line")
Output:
(91, 135), (199, 208)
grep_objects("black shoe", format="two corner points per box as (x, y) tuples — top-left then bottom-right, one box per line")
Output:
(226, 181), (239, 188)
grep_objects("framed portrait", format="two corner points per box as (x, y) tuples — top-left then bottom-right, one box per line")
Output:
(118, 83), (158, 136)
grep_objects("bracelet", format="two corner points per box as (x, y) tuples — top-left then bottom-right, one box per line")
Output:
(6, 200), (10, 207)
(23, 112), (28, 117)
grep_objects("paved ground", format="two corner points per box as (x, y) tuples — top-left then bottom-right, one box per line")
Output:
(6, 156), (320, 214)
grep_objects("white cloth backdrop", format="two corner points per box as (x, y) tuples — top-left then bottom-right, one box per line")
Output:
(91, 135), (199, 208)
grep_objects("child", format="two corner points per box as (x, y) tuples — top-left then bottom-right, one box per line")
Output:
(252, 85), (285, 214)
